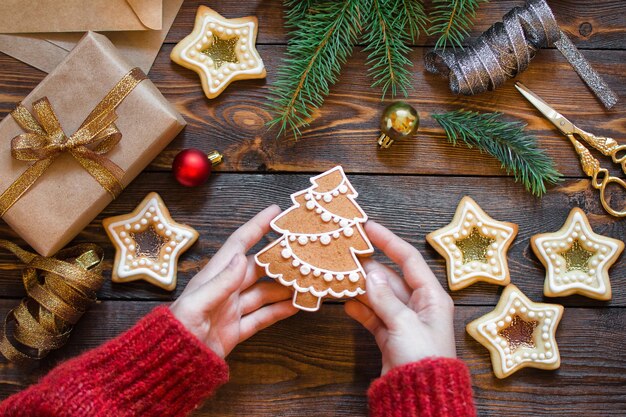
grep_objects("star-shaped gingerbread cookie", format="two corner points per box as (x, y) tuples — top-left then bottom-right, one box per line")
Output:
(466, 284), (564, 379)
(426, 196), (518, 291)
(104, 192), (199, 291)
(170, 5), (266, 99)
(531, 207), (623, 301)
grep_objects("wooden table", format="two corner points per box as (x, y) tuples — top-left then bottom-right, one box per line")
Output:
(0, 1), (625, 415)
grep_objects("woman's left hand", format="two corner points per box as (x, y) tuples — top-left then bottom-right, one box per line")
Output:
(170, 205), (299, 358)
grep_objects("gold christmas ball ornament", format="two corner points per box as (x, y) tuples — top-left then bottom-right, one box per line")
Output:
(377, 102), (419, 149)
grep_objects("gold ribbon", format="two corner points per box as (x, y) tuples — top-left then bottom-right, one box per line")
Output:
(0, 67), (147, 217)
(0, 240), (104, 366)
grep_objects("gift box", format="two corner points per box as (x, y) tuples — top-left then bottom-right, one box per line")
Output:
(0, 32), (186, 256)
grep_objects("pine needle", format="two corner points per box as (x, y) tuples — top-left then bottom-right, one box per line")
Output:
(433, 110), (562, 196)
(362, 0), (415, 98)
(428, 0), (487, 50)
(284, 0), (315, 28)
(401, 0), (429, 43)
(267, 0), (362, 140)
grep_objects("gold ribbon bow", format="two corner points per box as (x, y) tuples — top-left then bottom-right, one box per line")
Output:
(0, 68), (147, 217)
(0, 240), (104, 366)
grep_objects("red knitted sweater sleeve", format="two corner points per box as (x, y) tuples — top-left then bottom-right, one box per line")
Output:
(0, 306), (229, 417)
(368, 357), (476, 417)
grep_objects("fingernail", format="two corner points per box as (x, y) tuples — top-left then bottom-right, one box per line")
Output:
(368, 270), (386, 285)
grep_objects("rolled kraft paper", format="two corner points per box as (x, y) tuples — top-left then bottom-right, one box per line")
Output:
(0, 32), (186, 257)
(424, 0), (618, 108)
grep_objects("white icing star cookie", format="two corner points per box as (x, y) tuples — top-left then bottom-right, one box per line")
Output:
(104, 192), (199, 291)
(426, 196), (518, 291)
(466, 284), (564, 379)
(170, 5), (266, 99)
(531, 207), (623, 301)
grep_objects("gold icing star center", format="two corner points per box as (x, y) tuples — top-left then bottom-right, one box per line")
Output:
(498, 315), (538, 351)
(561, 240), (594, 272)
(456, 228), (496, 264)
(202, 36), (240, 68)
(130, 226), (169, 260)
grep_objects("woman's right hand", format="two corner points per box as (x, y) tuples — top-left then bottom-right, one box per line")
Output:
(345, 221), (457, 376)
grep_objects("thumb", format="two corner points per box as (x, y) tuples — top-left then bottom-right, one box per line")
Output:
(366, 269), (407, 328)
(191, 253), (247, 311)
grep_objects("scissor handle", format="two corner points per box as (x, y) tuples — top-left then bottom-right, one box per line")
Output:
(568, 135), (626, 217)
(598, 173), (626, 218)
(574, 128), (626, 174)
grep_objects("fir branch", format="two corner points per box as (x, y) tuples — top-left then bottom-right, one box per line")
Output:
(428, 0), (487, 50)
(362, 0), (415, 97)
(267, 0), (361, 140)
(433, 110), (562, 196)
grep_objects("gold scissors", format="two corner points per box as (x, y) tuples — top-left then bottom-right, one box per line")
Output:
(515, 82), (626, 218)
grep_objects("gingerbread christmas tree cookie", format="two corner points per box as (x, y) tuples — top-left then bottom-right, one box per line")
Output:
(255, 166), (374, 312)
(104, 193), (199, 291)
(426, 196), (518, 291)
(170, 5), (266, 99)
(466, 284), (564, 379)
(531, 208), (623, 301)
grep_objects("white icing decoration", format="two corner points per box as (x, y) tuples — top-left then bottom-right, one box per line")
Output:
(179, 16), (265, 95)
(532, 209), (621, 299)
(298, 235), (308, 245)
(106, 195), (197, 287)
(281, 248), (292, 259)
(349, 272), (359, 282)
(254, 166), (373, 303)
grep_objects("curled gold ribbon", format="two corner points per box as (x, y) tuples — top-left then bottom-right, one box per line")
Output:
(0, 240), (104, 366)
(0, 67), (148, 217)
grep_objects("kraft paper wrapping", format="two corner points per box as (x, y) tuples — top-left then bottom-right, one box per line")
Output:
(0, 32), (186, 257)
(0, 0), (184, 74)
(0, 0), (162, 33)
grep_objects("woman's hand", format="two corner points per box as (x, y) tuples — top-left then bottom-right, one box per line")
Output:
(170, 205), (298, 358)
(345, 221), (456, 376)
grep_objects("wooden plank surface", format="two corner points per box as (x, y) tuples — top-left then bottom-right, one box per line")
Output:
(1, 47), (625, 178)
(0, 301), (623, 416)
(164, 0), (626, 49)
(0, 173), (623, 306)
(0, 0), (624, 415)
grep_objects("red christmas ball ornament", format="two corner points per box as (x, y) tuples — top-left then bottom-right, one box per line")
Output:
(172, 148), (223, 187)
